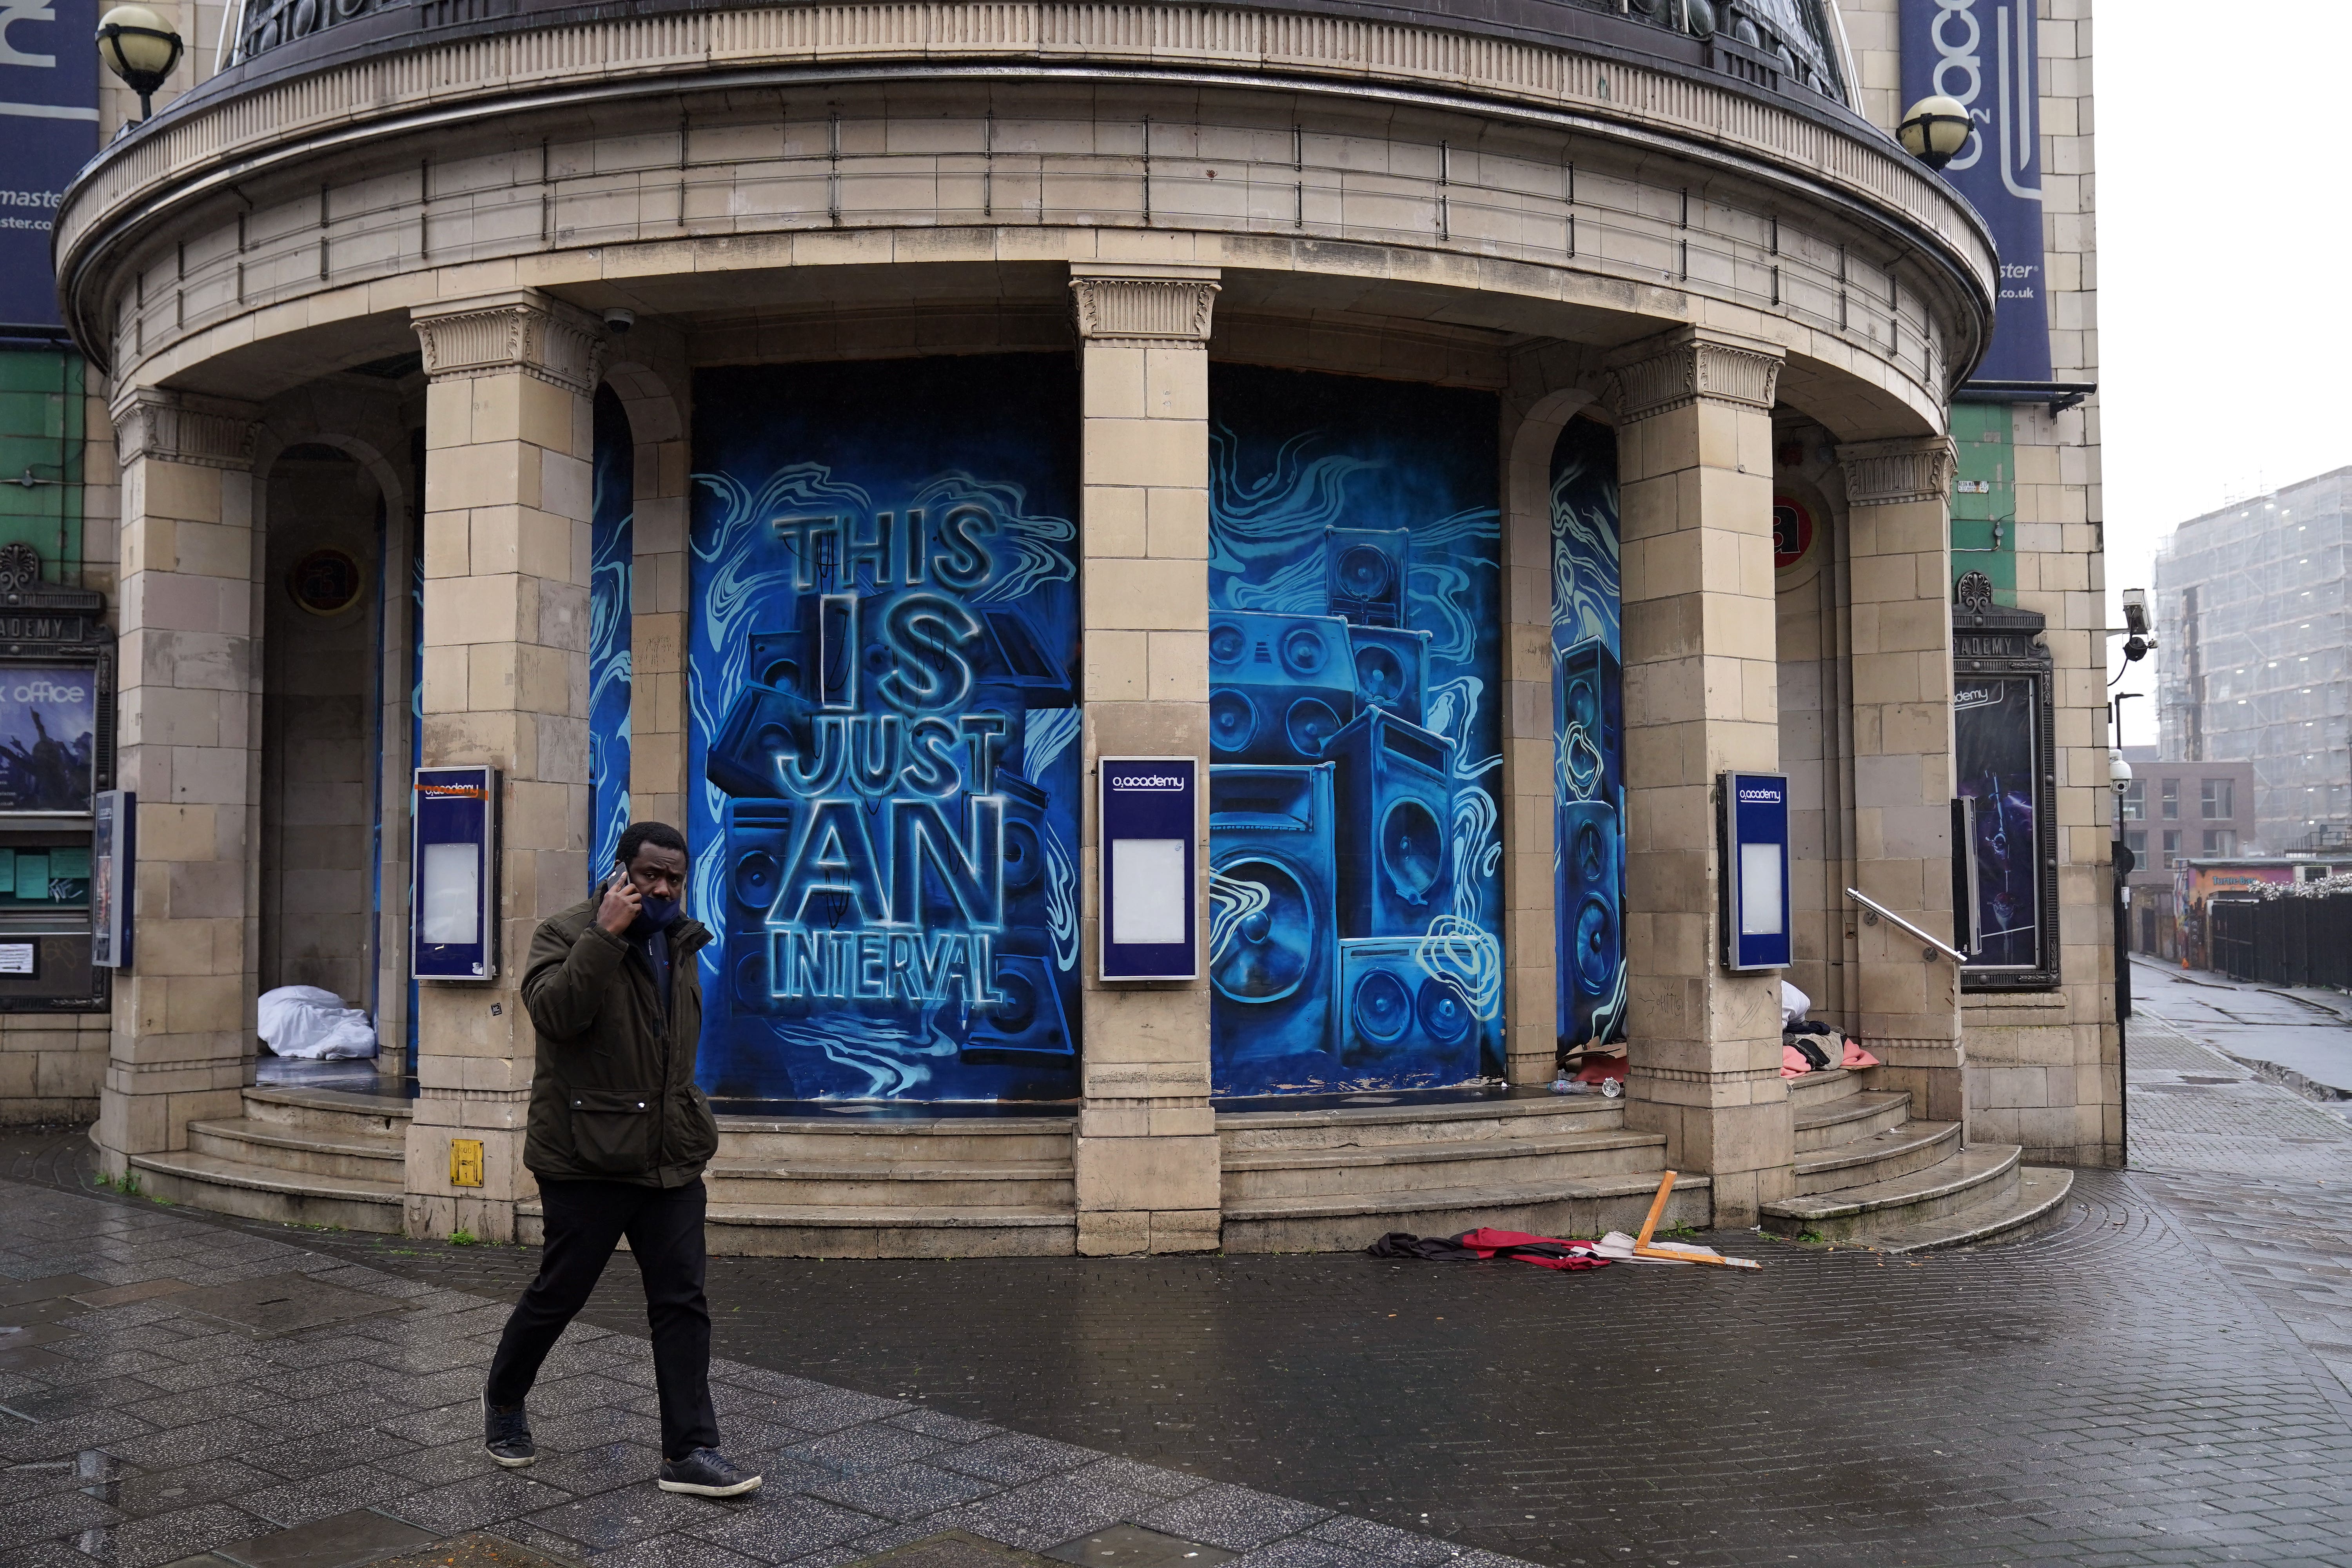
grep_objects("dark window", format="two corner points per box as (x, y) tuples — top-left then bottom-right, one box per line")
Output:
(2161, 779), (2180, 819)
(2162, 829), (2181, 867)
(2120, 780), (2144, 820)
(2203, 829), (2236, 857)
(2201, 777), (2233, 818)
(2125, 829), (2147, 860)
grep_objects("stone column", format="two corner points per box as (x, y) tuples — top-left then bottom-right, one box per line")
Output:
(1069, 263), (1221, 1256)
(1837, 435), (1965, 1122)
(404, 289), (603, 1242)
(97, 390), (263, 1178)
(1607, 327), (1792, 1227)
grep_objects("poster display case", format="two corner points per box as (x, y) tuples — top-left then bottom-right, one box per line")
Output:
(0, 562), (116, 1012)
(1952, 572), (2061, 990)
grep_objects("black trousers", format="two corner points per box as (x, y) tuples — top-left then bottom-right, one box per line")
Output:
(486, 1177), (720, 1459)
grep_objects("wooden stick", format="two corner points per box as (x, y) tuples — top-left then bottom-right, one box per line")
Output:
(1635, 1243), (1760, 1270)
(1635, 1170), (1677, 1248)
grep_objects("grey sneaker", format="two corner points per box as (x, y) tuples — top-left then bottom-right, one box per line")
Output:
(482, 1391), (535, 1468)
(657, 1447), (762, 1497)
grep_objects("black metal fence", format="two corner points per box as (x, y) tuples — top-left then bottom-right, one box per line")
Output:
(2209, 892), (2352, 989)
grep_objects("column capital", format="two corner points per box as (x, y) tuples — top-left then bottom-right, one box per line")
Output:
(411, 289), (606, 394)
(1837, 435), (1957, 506)
(1602, 327), (1783, 424)
(1069, 265), (1221, 345)
(109, 388), (261, 470)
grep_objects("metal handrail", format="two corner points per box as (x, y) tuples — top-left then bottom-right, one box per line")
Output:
(1845, 887), (1967, 964)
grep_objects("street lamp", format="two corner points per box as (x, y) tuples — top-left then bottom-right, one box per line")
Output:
(96, 5), (183, 125)
(1897, 95), (1972, 171)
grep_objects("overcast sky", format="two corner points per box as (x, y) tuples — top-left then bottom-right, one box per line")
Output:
(2096, 2), (2352, 748)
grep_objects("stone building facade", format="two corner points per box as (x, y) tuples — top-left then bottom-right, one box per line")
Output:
(4, 0), (2113, 1253)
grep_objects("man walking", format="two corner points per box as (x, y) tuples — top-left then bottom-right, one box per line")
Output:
(481, 821), (762, 1498)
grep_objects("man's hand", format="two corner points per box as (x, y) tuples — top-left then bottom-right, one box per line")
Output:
(597, 875), (642, 935)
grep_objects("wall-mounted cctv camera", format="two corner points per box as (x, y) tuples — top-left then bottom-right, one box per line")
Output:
(601, 307), (635, 334)
(2122, 588), (2151, 638)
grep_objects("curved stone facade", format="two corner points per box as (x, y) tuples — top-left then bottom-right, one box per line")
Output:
(31, 0), (2119, 1258)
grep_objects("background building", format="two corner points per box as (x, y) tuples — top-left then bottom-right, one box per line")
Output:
(2118, 746), (2254, 959)
(2154, 466), (2352, 854)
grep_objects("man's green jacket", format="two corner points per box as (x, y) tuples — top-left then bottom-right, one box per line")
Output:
(520, 898), (720, 1186)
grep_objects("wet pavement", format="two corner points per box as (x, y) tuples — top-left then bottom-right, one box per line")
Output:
(2133, 955), (2352, 1105)
(7, 978), (2352, 1568)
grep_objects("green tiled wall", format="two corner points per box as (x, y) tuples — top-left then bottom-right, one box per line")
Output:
(0, 349), (85, 585)
(1949, 401), (2014, 600)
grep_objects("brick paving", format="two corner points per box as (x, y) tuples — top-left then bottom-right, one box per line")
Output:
(7, 977), (2352, 1567)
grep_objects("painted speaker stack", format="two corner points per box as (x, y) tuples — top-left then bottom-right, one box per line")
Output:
(1555, 636), (1626, 1049)
(1209, 527), (1480, 1086)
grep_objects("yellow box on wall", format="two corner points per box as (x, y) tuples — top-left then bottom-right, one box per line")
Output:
(450, 1138), (485, 1188)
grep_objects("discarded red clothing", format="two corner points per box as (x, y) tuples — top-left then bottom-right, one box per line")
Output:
(1366, 1227), (1610, 1270)
(1574, 1054), (1629, 1084)
(1843, 1040), (1881, 1068)
(1781, 1043), (1814, 1078)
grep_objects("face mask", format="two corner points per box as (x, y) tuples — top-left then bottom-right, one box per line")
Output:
(636, 892), (682, 930)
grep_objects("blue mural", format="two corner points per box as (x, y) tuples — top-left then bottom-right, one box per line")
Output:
(1550, 416), (1626, 1055)
(590, 386), (635, 883)
(1207, 366), (1504, 1096)
(689, 356), (1083, 1103)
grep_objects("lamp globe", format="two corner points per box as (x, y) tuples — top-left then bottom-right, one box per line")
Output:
(1897, 94), (1972, 171)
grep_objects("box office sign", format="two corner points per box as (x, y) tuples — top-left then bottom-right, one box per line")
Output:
(1902, 0), (2053, 383)
(689, 356), (1084, 1104)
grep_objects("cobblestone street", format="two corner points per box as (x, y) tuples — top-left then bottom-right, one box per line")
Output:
(9, 976), (2352, 1568)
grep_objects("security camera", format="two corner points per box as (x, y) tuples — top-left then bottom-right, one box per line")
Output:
(2122, 588), (2151, 638)
(601, 307), (635, 334)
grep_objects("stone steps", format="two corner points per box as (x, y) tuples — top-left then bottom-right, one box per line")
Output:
(243, 1084), (412, 1136)
(1762, 1143), (2024, 1241)
(1793, 1118), (1961, 1195)
(1819, 1166), (2075, 1254)
(703, 1157), (1074, 1209)
(515, 1199), (1077, 1259)
(1793, 1089), (1913, 1152)
(127, 1146), (404, 1233)
(712, 1114), (1075, 1165)
(1222, 1127), (1671, 1201)
(1223, 1169), (1714, 1254)
(1216, 1095), (1699, 1251)
(187, 1116), (406, 1185)
(1784, 1067), (1861, 1109)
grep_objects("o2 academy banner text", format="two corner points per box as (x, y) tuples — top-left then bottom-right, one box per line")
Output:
(690, 357), (1082, 1103)
(2, 0), (100, 333)
(1903, 0), (2053, 384)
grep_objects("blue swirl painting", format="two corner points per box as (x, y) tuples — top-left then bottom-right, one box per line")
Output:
(1207, 365), (1504, 1097)
(688, 356), (1083, 1103)
(590, 386), (634, 884)
(1550, 416), (1626, 1054)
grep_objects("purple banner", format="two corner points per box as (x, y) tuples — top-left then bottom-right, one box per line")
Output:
(1901, 0), (2053, 384)
(2, 0), (100, 334)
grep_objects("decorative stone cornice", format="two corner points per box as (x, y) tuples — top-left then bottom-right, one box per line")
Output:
(1069, 267), (1221, 345)
(1838, 435), (1958, 507)
(411, 290), (606, 394)
(109, 388), (262, 470)
(1603, 329), (1783, 424)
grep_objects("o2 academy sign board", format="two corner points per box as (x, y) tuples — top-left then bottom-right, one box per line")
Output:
(1902, 0), (2053, 385)
(1, 0), (100, 334)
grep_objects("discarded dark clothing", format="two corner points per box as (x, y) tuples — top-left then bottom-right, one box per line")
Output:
(1367, 1227), (1610, 1271)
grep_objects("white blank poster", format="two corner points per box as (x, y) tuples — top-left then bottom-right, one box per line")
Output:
(1111, 838), (1186, 946)
(1738, 842), (1784, 936)
(421, 842), (482, 945)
